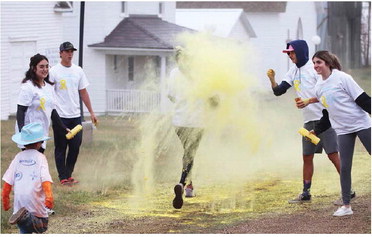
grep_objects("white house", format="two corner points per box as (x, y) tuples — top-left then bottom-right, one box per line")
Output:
(1, 1), (320, 120)
(0, 1), (64, 120)
(1, 1), (187, 119)
(175, 1), (319, 89)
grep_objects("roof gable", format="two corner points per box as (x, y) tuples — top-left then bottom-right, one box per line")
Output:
(176, 9), (256, 38)
(89, 15), (194, 50)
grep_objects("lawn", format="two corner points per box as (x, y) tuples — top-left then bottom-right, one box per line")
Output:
(1, 67), (371, 234)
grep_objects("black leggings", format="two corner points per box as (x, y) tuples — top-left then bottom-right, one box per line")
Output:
(175, 127), (204, 186)
(338, 127), (371, 205)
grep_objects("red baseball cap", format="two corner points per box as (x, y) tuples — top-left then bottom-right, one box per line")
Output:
(282, 45), (294, 53)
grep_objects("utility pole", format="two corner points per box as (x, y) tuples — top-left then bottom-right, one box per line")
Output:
(79, 1), (85, 121)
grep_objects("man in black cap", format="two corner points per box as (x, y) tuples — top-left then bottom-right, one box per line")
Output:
(49, 41), (98, 186)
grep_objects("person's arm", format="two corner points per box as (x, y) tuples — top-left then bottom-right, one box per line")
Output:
(355, 92), (371, 114)
(295, 97), (319, 109)
(267, 69), (291, 96)
(272, 81), (291, 96)
(51, 109), (69, 133)
(42, 181), (53, 209)
(79, 88), (98, 125)
(16, 105), (28, 132)
(313, 109), (331, 135)
(2, 182), (12, 211)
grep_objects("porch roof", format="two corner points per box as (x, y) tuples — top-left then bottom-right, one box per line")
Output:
(88, 15), (194, 50)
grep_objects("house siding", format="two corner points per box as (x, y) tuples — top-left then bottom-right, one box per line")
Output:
(67, 2), (176, 115)
(246, 2), (317, 87)
(229, 18), (251, 42)
(1, 1), (63, 119)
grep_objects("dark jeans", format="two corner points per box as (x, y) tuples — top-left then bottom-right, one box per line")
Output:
(17, 211), (48, 234)
(52, 117), (82, 181)
(175, 127), (204, 186)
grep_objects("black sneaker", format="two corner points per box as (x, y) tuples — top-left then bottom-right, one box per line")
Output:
(172, 183), (184, 209)
(288, 193), (311, 204)
(9, 207), (28, 225)
(333, 191), (356, 206)
(351, 191), (356, 199)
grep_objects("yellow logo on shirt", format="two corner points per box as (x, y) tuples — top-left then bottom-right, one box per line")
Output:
(59, 80), (67, 90)
(294, 79), (301, 92)
(320, 96), (329, 108)
(38, 98), (46, 111)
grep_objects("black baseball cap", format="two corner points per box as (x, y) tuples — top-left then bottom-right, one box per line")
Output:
(60, 41), (77, 52)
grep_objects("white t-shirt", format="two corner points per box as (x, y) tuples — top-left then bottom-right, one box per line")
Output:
(49, 63), (89, 118)
(283, 60), (324, 123)
(2, 149), (53, 218)
(167, 68), (205, 128)
(15, 81), (56, 149)
(315, 69), (371, 135)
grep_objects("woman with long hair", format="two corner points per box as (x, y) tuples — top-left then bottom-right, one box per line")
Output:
(16, 53), (68, 153)
(311, 50), (371, 216)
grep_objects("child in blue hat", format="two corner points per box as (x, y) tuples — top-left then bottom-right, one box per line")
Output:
(2, 123), (54, 234)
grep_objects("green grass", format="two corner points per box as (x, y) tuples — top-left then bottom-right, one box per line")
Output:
(1, 67), (370, 233)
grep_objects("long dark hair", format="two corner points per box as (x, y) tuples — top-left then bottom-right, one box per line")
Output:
(312, 50), (342, 71)
(22, 54), (54, 88)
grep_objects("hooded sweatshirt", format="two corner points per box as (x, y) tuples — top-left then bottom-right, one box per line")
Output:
(275, 40), (324, 123)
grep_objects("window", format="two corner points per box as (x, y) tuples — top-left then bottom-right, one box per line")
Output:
(114, 55), (118, 71)
(128, 56), (134, 81)
(54, 1), (73, 12)
(121, 2), (128, 17)
(159, 2), (164, 16)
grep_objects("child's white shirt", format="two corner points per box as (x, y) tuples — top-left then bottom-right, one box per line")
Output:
(2, 150), (53, 218)
(315, 69), (371, 135)
(15, 81), (56, 149)
(283, 60), (324, 123)
(49, 63), (89, 118)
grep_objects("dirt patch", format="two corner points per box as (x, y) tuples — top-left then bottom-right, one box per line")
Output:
(220, 195), (371, 234)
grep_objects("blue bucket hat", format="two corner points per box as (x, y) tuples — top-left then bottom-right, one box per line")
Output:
(12, 123), (50, 145)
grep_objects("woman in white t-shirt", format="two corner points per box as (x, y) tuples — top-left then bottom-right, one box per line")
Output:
(311, 50), (371, 217)
(16, 54), (67, 153)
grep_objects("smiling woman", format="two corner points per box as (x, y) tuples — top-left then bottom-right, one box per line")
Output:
(15, 54), (68, 153)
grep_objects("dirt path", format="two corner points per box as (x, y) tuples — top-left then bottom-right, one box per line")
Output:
(220, 195), (371, 234)
(42, 193), (370, 234)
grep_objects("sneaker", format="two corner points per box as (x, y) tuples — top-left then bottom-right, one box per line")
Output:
(333, 191), (356, 206)
(333, 205), (353, 217)
(172, 183), (184, 209)
(60, 179), (72, 186)
(9, 207), (28, 225)
(288, 193), (311, 204)
(67, 177), (79, 184)
(46, 207), (55, 215)
(185, 183), (195, 198)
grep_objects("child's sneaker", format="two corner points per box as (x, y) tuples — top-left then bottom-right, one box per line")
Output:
(67, 177), (79, 184)
(9, 207), (28, 224)
(333, 206), (353, 217)
(185, 183), (195, 198)
(172, 183), (184, 209)
(46, 207), (55, 215)
(288, 193), (311, 204)
(333, 191), (356, 206)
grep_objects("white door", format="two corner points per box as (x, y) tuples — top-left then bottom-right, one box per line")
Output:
(9, 41), (37, 114)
